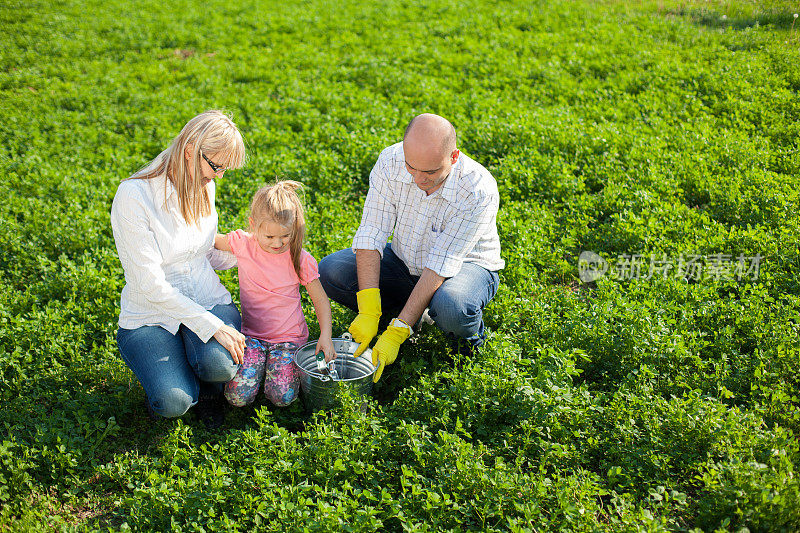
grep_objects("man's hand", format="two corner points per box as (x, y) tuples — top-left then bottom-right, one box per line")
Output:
(371, 319), (412, 382)
(349, 288), (381, 357)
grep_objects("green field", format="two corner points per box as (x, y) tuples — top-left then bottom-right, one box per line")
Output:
(2, 0), (800, 530)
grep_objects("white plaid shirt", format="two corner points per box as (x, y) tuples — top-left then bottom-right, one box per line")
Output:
(111, 174), (237, 342)
(352, 142), (504, 278)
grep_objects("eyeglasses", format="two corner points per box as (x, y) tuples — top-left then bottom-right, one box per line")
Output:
(201, 151), (227, 174)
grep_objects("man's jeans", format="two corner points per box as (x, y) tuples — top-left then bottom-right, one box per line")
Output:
(319, 244), (499, 349)
(116, 302), (241, 418)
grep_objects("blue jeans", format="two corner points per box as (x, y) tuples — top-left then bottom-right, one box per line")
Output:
(116, 302), (241, 418)
(319, 244), (499, 349)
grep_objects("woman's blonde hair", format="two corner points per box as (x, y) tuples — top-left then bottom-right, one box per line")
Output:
(128, 110), (246, 225)
(250, 180), (306, 279)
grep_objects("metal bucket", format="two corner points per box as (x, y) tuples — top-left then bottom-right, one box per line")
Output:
(293, 333), (376, 412)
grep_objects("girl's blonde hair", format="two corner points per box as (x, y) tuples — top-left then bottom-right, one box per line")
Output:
(250, 180), (306, 278)
(128, 110), (246, 225)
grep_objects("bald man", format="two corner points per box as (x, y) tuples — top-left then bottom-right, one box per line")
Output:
(319, 114), (504, 381)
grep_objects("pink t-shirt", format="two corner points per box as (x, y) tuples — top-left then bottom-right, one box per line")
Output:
(228, 229), (319, 345)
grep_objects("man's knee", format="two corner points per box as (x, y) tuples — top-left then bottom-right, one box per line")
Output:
(319, 251), (356, 287)
(151, 388), (195, 418)
(318, 254), (338, 292)
(319, 249), (359, 309)
(429, 285), (482, 338)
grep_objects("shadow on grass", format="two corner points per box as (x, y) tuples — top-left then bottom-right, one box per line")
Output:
(371, 330), (454, 406)
(1, 324), (458, 527)
(676, 7), (798, 31)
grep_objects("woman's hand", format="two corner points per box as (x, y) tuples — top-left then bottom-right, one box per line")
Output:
(316, 335), (336, 363)
(213, 324), (246, 364)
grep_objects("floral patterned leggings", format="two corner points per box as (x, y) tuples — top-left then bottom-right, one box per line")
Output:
(224, 337), (301, 407)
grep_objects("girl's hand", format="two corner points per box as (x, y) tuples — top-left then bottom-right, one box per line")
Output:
(214, 233), (232, 252)
(305, 279), (335, 362)
(316, 336), (336, 363)
(213, 324), (246, 364)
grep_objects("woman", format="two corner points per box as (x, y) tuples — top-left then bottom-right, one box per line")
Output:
(111, 110), (247, 428)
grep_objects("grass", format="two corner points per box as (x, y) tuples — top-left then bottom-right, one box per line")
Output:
(1, 0), (800, 530)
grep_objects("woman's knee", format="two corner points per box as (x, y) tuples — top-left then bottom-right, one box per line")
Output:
(151, 387), (195, 418)
(196, 345), (239, 382)
(212, 302), (242, 330)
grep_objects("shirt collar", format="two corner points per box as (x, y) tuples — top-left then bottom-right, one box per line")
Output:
(438, 155), (462, 203)
(392, 146), (414, 184)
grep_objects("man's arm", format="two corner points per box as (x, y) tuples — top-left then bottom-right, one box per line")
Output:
(351, 147), (397, 258)
(397, 268), (444, 328)
(349, 248), (383, 357)
(348, 148), (399, 357)
(355, 248), (381, 290)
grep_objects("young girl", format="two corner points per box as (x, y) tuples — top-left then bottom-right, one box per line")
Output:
(214, 181), (334, 407)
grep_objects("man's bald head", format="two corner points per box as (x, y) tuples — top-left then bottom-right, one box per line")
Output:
(403, 113), (457, 158)
(402, 113), (461, 195)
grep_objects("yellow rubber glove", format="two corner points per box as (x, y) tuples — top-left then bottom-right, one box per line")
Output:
(371, 319), (412, 382)
(348, 288), (381, 357)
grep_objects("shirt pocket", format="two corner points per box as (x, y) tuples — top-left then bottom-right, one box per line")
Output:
(429, 204), (449, 236)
